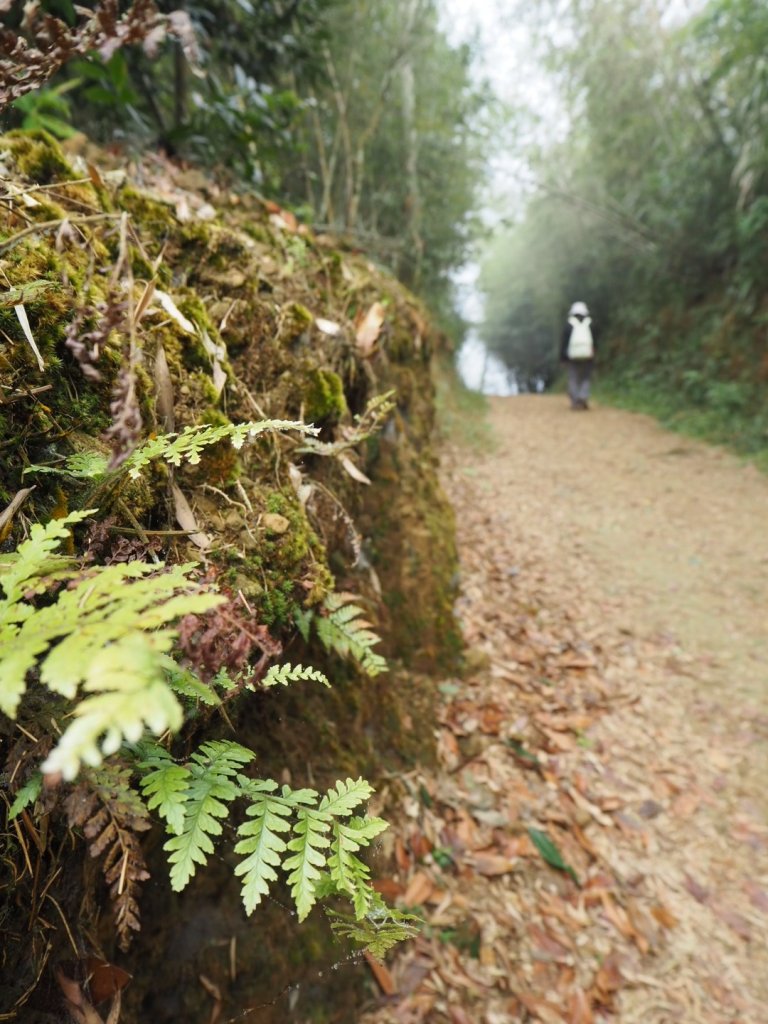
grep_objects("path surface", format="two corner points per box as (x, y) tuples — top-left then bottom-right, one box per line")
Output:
(362, 396), (768, 1024)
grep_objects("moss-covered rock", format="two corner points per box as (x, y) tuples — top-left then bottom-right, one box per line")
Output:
(0, 128), (460, 1022)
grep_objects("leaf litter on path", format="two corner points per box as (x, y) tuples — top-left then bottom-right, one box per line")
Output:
(361, 398), (768, 1024)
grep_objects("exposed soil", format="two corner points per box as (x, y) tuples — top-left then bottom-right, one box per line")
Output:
(360, 395), (768, 1023)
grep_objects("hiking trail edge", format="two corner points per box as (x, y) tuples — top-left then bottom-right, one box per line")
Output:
(361, 394), (768, 1024)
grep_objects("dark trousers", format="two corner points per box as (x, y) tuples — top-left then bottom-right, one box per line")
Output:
(567, 360), (593, 406)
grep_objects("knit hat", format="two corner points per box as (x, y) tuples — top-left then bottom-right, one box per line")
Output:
(569, 301), (589, 316)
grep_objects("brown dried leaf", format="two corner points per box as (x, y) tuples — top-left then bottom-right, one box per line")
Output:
(355, 301), (385, 356)
(403, 871), (435, 906)
(171, 483), (211, 550)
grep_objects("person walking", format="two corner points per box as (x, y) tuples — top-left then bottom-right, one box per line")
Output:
(561, 301), (595, 410)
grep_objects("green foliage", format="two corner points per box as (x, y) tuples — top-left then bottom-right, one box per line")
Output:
(479, 0), (768, 453)
(297, 593), (388, 677)
(11, 81), (79, 139)
(135, 740), (391, 927)
(7, 771), (42, 820)
(261, 662), (330, 689)
(23, 420), (318, 484)
(162, 741), (255, 890)
(527, 827), (579, 885)
(0, 511), (222, 779)
(127, 419), (317, 478)
(326, 902), (421, 960)
(24, 451), (111, 480)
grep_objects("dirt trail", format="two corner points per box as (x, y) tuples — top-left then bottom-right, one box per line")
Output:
(362, 396), (768, 1024)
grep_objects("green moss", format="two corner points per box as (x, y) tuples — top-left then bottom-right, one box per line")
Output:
(1, 130), (76, 184)
(302, 368), (347, 426)
(118, 186), (178, 237)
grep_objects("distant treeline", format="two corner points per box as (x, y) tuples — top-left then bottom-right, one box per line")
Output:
(482, 0), (768, 452)
(1, 0), (488, 312)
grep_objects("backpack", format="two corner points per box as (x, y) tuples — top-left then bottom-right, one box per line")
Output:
(567, 316), (594, 359)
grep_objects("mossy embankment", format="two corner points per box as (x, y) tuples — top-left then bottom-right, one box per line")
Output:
(0, 131), (460, 1023)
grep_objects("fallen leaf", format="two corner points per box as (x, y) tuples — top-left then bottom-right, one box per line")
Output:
(651, 904), (679, 929)
(14, 304), (45, 370)
(711, 904), (751, 941)
(355, 301), (385, 356)
(744, 880), (768, 913)
(528, 827), (579, 883)
(171, 484), (211, 550)
(402, 871), (434, 905)
(567, 988), (594, 1024)
(154, 289), (196, 334)
(471, 852), (517, 876)
(593, 953), (623, 1002)
(364, 951), (396, 995)
(339, 454), (371, 485)
(684, 873), (710, 904)
(670, 791), (701, 817)
(153, 342), (175, 432)
(316, 317), (341, 336)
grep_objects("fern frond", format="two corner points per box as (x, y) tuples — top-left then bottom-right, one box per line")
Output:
(23, 452), (109, 480)
(65, 764), (151, 951)
(234, 780), (294, 914)
(294, 608), (313, 643)
(0, 508), (91, 610)
(284, 809), (332, 922)
(315, 594), (388, 677)
(1, 529), (222, 775)
(42, 634), (186, 780)
(328, 815), (388, 916)
(165, 661), (221, 706)
(136, 744), (191, 836)
(261, 662), (330, 689)
(8, 771), (43, 821)
(326, 901), (421, 960)
(126, 420), (318, 479)
(163, 740), (254, 891)
(318, 777), (374, 818)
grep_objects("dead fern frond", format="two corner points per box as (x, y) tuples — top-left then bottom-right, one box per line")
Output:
(64, 764), (151, 950)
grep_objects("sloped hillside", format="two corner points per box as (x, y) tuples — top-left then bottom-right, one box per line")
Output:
(0, 130), (460, 1022)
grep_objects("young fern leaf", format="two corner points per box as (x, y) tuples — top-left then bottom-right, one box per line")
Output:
(137, 744), (191, 836)
(164, 740), (254, 891)
(284, 777), (374, 922)
(165, 661), (221, 706)
(326, 903), (421, 960)
(261, 662), (330, 689)
(42, 634), (185, 780)
(0, 508), (91, 611)
(319, 777), (374, 817)
(23, 451), (109, 481)
(8, 771), (43, 821)
(0, 513), (223, 778)
(315, 594), (387, 677)
(234, 780), (297, 914)
(328, 815), (389, 918)
(284, 808), (332, 922)
(126, 420), (318, 479)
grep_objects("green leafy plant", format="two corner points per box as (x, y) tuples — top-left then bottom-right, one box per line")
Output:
(12, 80), (80, 138)
(296, 592), (388, 677)
(527, 827), (579, 885)
(24, 419), (318, 484)
(137, 739), (391, 924)
(0, 510), (222, 780)
(261, 662), (330, 689)
(326, 903), (421, 960)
